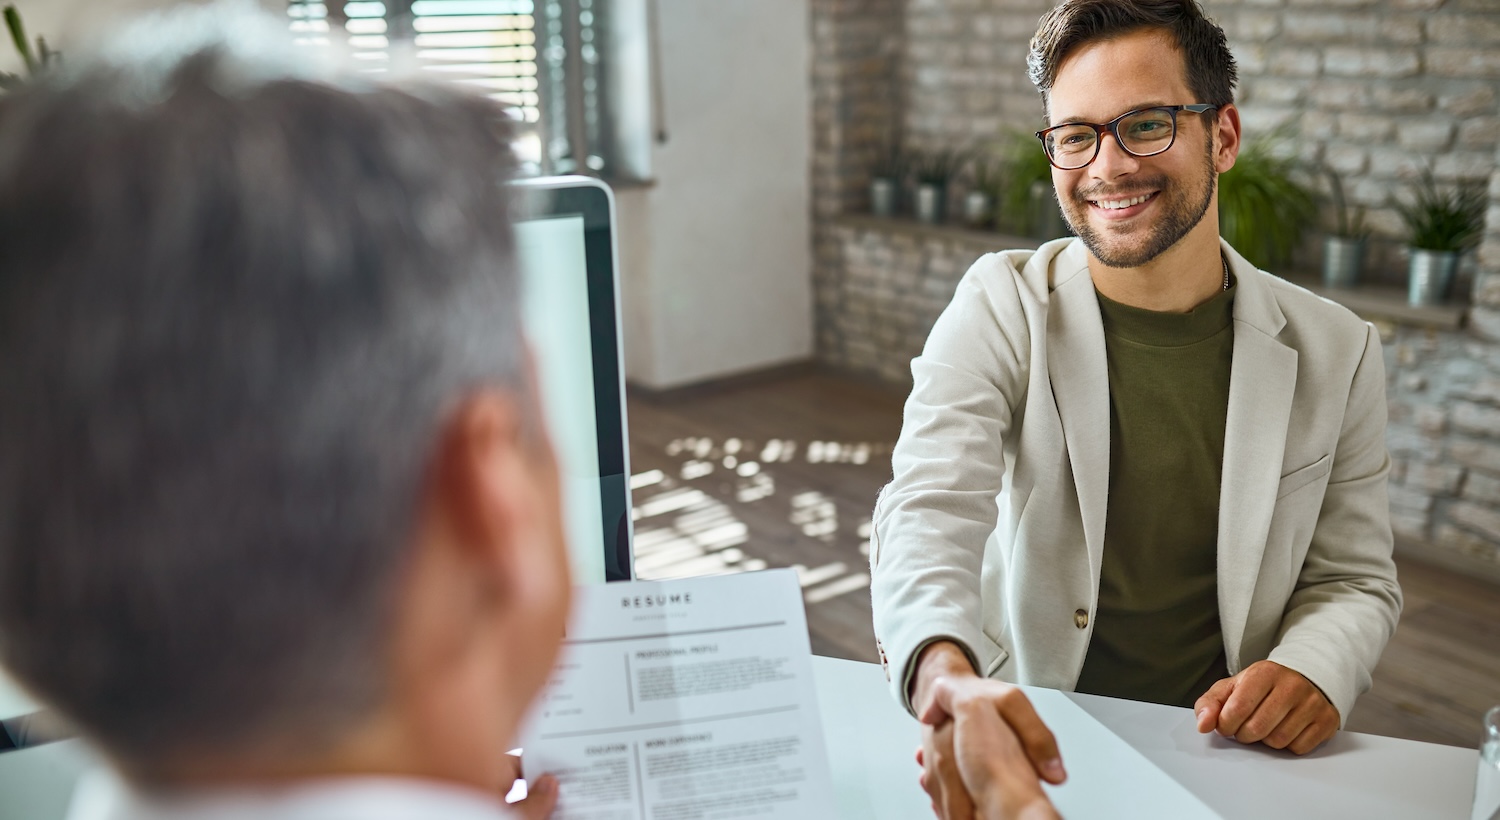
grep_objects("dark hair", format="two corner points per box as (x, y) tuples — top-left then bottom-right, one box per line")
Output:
(0, 30), (525, 767)
(1027, 0), (1237, 110)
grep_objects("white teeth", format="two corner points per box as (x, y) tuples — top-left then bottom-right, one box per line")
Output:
(1096, 193), (1153, 210)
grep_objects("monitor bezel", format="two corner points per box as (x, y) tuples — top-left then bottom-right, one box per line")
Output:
(510, 176), (634, 583)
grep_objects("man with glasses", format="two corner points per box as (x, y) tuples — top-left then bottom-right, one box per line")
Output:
(869, 1), (1401, 817)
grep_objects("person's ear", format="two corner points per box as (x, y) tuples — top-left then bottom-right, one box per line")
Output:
(1214, 103), (1242, 174)
(429, 389), (538, 595)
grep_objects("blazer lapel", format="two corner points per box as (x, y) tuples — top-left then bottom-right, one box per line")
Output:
(1045, 241), (1111, 585)
(1216, 241), (1297, 668)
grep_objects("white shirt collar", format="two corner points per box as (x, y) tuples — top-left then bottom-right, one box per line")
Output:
(66, 769), (517, 820)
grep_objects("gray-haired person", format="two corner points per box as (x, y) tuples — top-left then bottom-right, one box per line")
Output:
(0, 11), (571, 820)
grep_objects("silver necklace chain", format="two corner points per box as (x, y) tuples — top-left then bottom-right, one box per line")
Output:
(1221, 257), (1231, 291)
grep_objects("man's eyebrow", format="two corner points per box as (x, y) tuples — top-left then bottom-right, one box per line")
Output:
(1050, 101), (1171, 125)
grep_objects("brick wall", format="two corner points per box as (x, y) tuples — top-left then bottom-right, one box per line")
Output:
(1381, 138), (1500, 576)
(809, 0), (1500, 572)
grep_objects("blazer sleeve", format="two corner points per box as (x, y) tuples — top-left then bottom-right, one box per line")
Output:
(1267, 322), (1403, 725)
(868, 253), (1032, 715)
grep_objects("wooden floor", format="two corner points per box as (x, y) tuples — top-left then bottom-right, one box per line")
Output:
(626, 367), (1500, 749)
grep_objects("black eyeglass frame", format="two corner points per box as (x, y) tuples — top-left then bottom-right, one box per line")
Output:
(1034, 104), (1220, 170)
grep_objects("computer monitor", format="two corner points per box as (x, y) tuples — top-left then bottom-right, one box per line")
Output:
(511, 176), (634, 584)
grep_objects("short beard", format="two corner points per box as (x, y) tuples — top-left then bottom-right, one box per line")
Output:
(1061, 130), (1217, 269)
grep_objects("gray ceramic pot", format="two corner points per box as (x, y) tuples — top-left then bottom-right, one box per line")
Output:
(915, 182), (946, 224)
(1322, 236), (1366, 289)
(870, 177), (897, 218)
(1408, 248), (1460, 307)
(963, 190), (993, 228)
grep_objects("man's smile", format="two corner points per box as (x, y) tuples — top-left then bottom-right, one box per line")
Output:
(1085, 189), (1160, 219)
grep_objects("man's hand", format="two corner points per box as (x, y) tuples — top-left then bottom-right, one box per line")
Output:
(910, 642), (1064, 820)
(1193, 660), (1340, 755)
(502, 752), (558, 820)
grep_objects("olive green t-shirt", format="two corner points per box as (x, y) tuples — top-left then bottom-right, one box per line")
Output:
(1073, 280), (1236, 708)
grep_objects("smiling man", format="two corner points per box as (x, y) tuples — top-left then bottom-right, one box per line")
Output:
(868, 1), (1402, 818)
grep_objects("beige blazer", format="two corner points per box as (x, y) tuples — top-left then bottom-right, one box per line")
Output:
(869, 237), (1401, 725)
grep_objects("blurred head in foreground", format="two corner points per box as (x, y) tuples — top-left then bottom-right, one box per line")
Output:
(0, 3), (571, 794)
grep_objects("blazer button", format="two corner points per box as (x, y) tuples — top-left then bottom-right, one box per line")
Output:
(1074, 609), (1089, 629)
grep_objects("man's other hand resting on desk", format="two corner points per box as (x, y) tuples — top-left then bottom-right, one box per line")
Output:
(1194, 661), (1340, 755)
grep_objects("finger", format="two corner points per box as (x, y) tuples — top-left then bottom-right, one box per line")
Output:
(1233, 681), (1300, 745)
(918, 676), (957, 725)
(929, 722), (972, 820)
(1217, 668), (1275, 737)
(512, 774), (558, 820)
(501, 752), (524, 784)
(992, 689), (1066, 784)
(1194, 676), (1234, 734)
(1287, 715), (1338, 756)
(1261, 699), (1320, 750)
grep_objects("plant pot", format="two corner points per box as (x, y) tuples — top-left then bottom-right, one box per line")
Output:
(870, 177), (897, 218)
(1321, 236), (1366, 289)
(963, 190), (993, 228)
(1407, 248), (1460, 307)
(915, 182), (946, 224)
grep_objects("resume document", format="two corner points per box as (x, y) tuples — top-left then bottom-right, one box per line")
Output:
(519, 569), (838, 820)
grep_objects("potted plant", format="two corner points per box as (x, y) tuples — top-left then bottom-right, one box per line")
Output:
(1217, 131), (1316, 271)
(1318, 162), (1368, 289)
(910, 146), (967, 225)
(868, 145), (906, 219)
(964, 153), (1003, 229)
(1394, 167), (1485, 307)
(2, 5), (58, 91)
(995, 132), (1064, 240)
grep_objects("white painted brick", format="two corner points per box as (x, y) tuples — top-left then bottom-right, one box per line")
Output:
(1403, 462), (1465, 494)
(1449, 435), (1500, 474)
(1324, 47), (1419, 78)
(1397, 120), (1456, 152)
(1451, 501), (1500, 543)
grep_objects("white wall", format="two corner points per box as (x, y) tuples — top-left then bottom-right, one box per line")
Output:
(3, 0), (816, 391)
(617, 0), (813, 390)
(0, 0), (272, 75)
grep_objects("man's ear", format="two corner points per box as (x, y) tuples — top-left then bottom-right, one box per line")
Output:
(1214, 103), (1242, 174)
(428, 389), (536, 591)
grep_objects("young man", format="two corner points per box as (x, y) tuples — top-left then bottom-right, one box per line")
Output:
(0, 12), (569, 820)
(869, 1), (1401, 816)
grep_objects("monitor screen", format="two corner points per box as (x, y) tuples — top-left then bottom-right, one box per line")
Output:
(512, 177), (633, 584)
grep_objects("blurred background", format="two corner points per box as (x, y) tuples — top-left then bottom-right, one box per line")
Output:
(4, 0), (1500, 750)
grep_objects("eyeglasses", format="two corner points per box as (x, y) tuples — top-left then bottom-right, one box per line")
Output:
(1035, 104), (1219, 170)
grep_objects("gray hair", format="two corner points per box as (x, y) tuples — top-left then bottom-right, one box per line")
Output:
(0, 14), (525, 766)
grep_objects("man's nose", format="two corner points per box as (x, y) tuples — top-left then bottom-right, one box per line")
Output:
(1090, 130), (1140, 181)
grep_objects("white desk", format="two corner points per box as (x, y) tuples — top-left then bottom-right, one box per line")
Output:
(1, 659), (1482, 819)
(812, 655), (1480, 819)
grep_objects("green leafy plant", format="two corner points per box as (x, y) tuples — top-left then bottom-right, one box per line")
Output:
(1317, 161), (1368, 240)
(1217, 132), (1316, 270)
(995, 131), (1055, 236)
(2, 4), (58, 90)
(1393, 167), (1486, 253)
(870, 143), (907, 181)
(910, 146), (969, 186)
